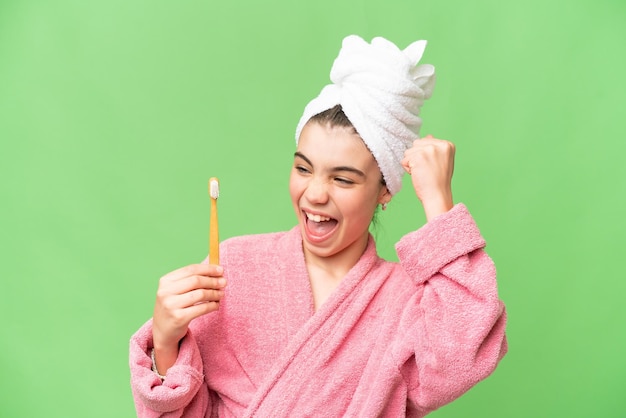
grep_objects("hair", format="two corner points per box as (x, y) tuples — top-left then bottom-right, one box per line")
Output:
(309, 104), (357, 133)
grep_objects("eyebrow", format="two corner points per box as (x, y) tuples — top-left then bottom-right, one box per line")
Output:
(294, 152), (366, 178)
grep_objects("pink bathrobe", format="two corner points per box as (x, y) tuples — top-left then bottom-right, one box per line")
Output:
(129, 204), (507, 417)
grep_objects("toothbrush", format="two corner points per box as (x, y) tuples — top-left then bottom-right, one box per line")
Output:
(209, 177), (219, 265)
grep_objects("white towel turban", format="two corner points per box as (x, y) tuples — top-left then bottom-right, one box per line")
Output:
(295, 35), (436, 195)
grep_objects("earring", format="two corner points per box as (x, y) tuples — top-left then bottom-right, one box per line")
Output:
(381, 203), (388, 211)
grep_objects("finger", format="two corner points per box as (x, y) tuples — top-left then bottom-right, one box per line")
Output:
(160, 286), (224, 311)
(161, 264), (224, 283)
(158, 265), (225, 293)
(159, 275), (227, 299)
(183, 300), (221, 319)
(412, 135), (435, 148)
(402, 146), (421, 164)
(411, 140), (455, 160)
(181, 287), (225, 308)
(401, 157), (413, 174)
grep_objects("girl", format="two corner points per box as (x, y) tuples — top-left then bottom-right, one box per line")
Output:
(130, 35), (507, 417)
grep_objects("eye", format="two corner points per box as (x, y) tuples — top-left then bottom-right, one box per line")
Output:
(295, 165), (310, 174)
(334, 177), (355, 185)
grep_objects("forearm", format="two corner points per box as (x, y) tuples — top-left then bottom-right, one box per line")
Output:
(421, 192), (453, 221)
(410, 261), (507, 408)
(395, 204), (507, 408)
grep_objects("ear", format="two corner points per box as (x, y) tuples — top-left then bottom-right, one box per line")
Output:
(377, 186), (392, 206)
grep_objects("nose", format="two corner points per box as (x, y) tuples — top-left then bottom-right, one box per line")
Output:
(303, 176), (329, 205)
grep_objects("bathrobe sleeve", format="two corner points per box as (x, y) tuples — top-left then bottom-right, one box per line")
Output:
(394, 203), (508, 413)
(129, 319), (212, 417)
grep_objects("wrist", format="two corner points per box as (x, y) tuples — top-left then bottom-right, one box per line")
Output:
(421, 194), (453, 221)
(151, 341), (180, 379)
(151, 348), (167, 380)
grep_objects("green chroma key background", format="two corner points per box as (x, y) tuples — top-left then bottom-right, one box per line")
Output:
(1, 0), (624, 416)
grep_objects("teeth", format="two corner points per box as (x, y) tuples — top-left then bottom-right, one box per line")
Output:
(306, 212), (331, 222)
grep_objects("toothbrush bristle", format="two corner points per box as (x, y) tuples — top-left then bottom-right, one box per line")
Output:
(209, 178), (219, 199)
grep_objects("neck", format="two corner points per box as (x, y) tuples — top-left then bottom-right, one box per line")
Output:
(302, 232), (371, 282)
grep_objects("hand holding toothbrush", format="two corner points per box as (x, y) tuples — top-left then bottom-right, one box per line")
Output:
(151, 177), (223, 377)
(151, 263), (226, 375)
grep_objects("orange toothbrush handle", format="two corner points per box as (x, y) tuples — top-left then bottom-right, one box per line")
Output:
(209, 198), (219, 265)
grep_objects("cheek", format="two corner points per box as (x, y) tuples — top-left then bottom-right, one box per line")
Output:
(288, 171), (302, 203)
(343, 187), (380, 221)
(339, 191), (374, 218)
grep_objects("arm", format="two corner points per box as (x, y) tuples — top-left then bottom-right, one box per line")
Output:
(129, 263), (226, 417)
(394, 204), (507, 411)
(129, 321), (211, 417)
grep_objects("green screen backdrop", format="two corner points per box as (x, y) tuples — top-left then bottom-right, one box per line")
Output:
(1, 0), (625, 416)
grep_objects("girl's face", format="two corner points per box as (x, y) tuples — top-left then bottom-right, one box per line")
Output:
(289, 121), (390, 263)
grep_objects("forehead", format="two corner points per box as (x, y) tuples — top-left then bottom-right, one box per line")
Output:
(296, 122), (378, 168)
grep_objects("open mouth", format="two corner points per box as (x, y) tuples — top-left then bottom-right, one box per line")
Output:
(303, 210), (338, 242)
